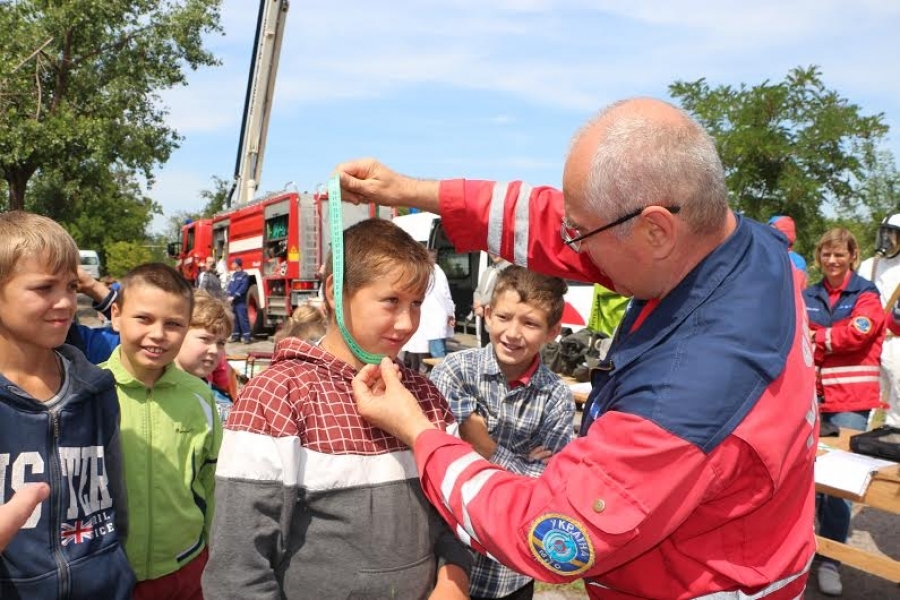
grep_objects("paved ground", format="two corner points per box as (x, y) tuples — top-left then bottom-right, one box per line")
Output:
(78, 303), (898, 599)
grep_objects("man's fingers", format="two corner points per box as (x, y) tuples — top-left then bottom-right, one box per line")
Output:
(0, 483), (50, 550)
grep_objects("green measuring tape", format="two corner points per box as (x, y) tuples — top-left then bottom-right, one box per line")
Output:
(327, 176), (386, 365)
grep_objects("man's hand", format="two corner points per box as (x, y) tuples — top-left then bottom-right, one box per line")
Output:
(0, 483), (50, 551)
(353, 357), (436, 447)
(334, 158), (441, 213)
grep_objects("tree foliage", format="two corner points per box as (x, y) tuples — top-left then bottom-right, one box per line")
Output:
(669, 66), (894, 256)
(0, 0), (222, 212)
(104, 240), (156, 279)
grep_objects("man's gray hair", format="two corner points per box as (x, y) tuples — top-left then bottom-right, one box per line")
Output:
(572, 99), (729, 237)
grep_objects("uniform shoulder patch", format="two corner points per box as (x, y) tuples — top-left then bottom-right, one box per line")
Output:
(852, 316), (872, 334)
(528, 513), (594, 576)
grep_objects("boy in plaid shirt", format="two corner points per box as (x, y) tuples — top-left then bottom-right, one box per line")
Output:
(431, 266), (575, 600)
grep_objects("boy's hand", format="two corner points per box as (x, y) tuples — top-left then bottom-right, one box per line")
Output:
(0, 483), (50, 551)
(528, 445), (553, 464)
(428, 564), (469, 600)
(353, 357), (436, 447)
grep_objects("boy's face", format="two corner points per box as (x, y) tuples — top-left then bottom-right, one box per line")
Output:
(485, 289), (561, 376)
(110, 283), (191, 385)
(176, 327), (226, 379)
(324, 266), (424, 363)
(0, 258), (77, 351)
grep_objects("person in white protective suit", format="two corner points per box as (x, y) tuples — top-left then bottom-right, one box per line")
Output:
(859, 213), (900, 426)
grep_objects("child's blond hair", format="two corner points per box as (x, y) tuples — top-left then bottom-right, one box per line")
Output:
(0, 211), (79, 286)
(191, 290), (234, 340)
(490, 266), (568, 327)
(274, 303), (326, 344)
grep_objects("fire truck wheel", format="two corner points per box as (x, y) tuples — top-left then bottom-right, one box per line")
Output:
(247, 284), (265, 337)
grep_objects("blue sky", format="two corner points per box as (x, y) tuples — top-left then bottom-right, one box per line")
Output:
(150, 0), (900, 233)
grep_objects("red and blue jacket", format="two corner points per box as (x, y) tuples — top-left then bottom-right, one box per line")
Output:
(803, 272), (885, 414)
(410, 179), (817, 599)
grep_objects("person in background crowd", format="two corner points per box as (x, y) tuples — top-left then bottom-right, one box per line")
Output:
(226, 257), (252, 344)
(432, 266), (574, 600)
(587, 283), (628, 338)
(197, 256), (225, 300)
(473, 254), (511, 346)
(806, 228), (886, 596)
(403, 249), (455, 371)
(336, 96), (817, 599)
(273, 302), (327, 345)
(859, 213), (900, 428)
(769, 215), (808, 287)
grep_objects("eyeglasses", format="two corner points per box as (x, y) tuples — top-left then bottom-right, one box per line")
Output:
(560, 205), (681, 253)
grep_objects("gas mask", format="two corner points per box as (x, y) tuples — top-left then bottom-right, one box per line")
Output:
(875, 214), (900, 258)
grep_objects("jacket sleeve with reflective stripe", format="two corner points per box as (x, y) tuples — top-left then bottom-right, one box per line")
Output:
(812, 289), (885, 361)
(413, 410), (718, 583)
(439, 179), (609, 286)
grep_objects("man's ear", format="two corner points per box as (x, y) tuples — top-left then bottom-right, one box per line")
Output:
(641, 207), (678, 259)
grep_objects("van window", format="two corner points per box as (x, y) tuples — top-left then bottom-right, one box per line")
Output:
(80, 255), (99, 266)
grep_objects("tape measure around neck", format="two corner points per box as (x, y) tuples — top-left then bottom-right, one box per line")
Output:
(327, 177), (385, 365)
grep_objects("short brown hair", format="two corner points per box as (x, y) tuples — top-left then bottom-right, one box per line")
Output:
(323, 219), (432, 316)
(0, 211), (79, 286)
(191, 290), (234, 340)
(275, 303), (327, 343)
(814, 228), (860, 270)
(116, 263), (195, 317)
(490, 266), (568, 327)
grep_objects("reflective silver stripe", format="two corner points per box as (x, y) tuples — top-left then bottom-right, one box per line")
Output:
(439, 452), (482, 510)
(691, 556), (812, 600)
(194, 393), (214, 431)
(822, 376), (881, 385)
(513, 183), (532, 266)
(487, 182), (509, 256)
(825, 328), (832, 353)
(820, 365), (881, 375)
(588, 557), (811, 599)
(459, 468), (499, 546)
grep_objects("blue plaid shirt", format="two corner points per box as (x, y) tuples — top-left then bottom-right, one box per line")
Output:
(430, 345), (574, 597)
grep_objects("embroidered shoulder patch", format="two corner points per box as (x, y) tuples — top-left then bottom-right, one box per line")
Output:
(528, 513), (595, 576)
(852, 317), (872, 334)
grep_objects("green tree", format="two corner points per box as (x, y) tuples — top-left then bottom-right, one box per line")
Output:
(104, 240), (155, 278)
(669, 66), (893, 256)
(0, 0), (222, 212)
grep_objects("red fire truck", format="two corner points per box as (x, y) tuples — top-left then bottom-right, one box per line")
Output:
(169, 189), (389, 335)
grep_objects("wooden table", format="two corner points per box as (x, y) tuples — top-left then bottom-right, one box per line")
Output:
(816, 429), (900, 583)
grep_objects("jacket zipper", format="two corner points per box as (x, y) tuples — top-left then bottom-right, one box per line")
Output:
(49, 409), (71, 599)
(145, 388), (153, 578)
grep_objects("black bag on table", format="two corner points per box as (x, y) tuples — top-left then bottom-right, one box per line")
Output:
(849, 426), (900, 462)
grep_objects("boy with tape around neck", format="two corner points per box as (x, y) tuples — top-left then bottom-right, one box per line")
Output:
(204, 218), (472, 599)
(103, 263), (222, 600)
(0, 211), (134, 599)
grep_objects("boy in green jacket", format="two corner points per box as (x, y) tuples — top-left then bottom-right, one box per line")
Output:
(103, 263), (222, 600)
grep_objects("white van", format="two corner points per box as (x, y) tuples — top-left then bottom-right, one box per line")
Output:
(79, 250), (101, 278)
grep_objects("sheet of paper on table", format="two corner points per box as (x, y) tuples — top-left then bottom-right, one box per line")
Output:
(567, 381), (594, 395)
(814, 448), (897, 497)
